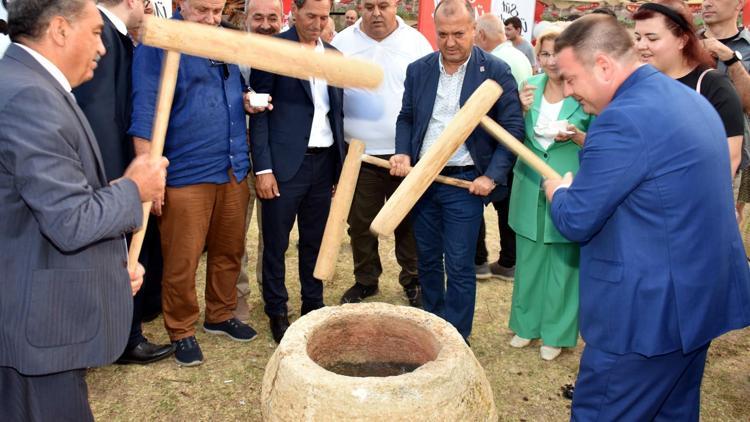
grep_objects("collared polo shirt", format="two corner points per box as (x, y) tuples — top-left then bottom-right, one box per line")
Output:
(491, 42), (532, 87)
(332, 16), (433, 155)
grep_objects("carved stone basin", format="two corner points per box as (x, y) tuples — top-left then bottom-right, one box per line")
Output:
(261, 302), (497, 421)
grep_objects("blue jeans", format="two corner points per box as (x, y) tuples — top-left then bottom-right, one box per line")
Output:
(412, 169), (483, 339)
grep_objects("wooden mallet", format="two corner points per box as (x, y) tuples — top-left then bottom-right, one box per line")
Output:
(138, 15), (383, 89)
(369, 79), (503, 237)
(479, 116), (561, 180)
(313, 146), (473, 282)
(314, 140), (366, 281)
(127, 51), (181, 274)
(360, 155), (473, 190)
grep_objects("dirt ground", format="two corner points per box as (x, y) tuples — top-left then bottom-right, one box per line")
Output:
(87, 206), (750, 421)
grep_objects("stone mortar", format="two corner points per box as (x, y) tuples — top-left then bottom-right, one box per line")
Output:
(261, 302), (498, 421)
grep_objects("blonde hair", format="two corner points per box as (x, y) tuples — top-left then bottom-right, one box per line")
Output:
(534, 30), (561, 57)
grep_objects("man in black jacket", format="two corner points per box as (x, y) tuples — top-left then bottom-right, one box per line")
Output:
(73, 0), (173, 365)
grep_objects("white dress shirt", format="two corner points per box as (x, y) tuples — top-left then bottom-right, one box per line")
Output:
(332, 17), (433, 155)
(256, 39), (332, 175)
(15, 43), (72, 93)
(307, 39), (334, 148)
(97, 4), (128, 36)
(419, 54), (474, 166)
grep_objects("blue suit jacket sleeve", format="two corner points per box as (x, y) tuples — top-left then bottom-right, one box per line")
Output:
(550, 109), (649, 243)
(0, 86), (142, 252)
(128, 45), (163, 141)
(483, 63), (524, 184)
(395, 62), (416, 158)
(248, 67), (276, 173)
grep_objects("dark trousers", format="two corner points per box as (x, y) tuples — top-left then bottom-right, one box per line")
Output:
(475, 174), (516, 267)
(261, 149), (334, 316)
(348, 158), (418, 288)
(412, 169), (483, 339)
(0, 366), (93, 422)
(572, 343), (710, 421)
(127, 214), (163, 349)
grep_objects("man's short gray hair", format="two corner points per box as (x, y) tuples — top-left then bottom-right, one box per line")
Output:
(8, 0), (90, 42)
(245, 0), (283, 13)
(476, 13), (504, 37)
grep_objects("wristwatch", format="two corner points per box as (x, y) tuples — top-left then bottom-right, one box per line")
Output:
(723, 50), (743, 66)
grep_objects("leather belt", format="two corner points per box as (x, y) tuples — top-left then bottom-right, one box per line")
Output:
(439, 165), (475, 176)
(305, 147), (330, 155)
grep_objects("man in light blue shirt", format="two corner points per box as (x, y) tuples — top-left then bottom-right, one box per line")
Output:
(472, 12), (532, 280)
(475, 13), (532, 86)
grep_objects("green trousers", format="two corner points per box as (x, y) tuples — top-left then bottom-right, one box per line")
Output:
(508, 191), (580, 347)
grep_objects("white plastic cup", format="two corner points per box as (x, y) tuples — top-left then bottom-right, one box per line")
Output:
(249, 93), (269, 107)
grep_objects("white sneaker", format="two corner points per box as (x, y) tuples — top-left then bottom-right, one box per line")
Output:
(540, 345), (562, 361)
(509, 335), (532, 348)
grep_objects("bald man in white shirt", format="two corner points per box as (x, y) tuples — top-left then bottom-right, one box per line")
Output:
(332, 0), (433, 307)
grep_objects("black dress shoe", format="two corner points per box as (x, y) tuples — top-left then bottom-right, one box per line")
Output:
(403, 280), (422, 308)
(141, 309), (162, 323)
(340, 283), (378, 304)
(116, 341), (175, 365)
(300, 302), (324, 316)
(269, 315), (290, 344)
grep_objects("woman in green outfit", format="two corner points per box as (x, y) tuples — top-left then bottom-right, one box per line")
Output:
(507, 30), (594, 361)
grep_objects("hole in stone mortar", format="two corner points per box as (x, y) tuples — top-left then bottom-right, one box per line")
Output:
(306, 314), (442, 377)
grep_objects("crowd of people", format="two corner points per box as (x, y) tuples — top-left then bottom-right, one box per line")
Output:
(1, 0), (750, 420)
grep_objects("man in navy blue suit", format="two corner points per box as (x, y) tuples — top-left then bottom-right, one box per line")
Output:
(249, 0), (345, 343)
(544, 15), (750, 420)
(391, 0), (524, 342)
(73, 0), (173, 365)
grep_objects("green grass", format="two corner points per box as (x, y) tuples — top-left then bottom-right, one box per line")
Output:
(87, 206), (750, 421)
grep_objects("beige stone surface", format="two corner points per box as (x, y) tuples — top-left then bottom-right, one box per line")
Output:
(261, 303), (498, 421)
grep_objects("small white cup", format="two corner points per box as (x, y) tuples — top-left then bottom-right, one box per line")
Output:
(248, 92), (269, 108)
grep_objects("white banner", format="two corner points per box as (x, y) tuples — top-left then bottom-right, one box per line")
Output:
(152, 0), (173, 18)
(1, 2), (9, 58)
(491, 0), (536, 42)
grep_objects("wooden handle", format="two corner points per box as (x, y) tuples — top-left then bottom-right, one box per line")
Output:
(479, 116), (562, 180)
(313, 140), (366, 281)
(369, 80), (503, 236)
(360, 154), (473, 189)
(139, 15), (382, 89)
(127, 51), (181, 273)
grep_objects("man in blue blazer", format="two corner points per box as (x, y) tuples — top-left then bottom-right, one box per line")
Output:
(249, 0), (345, 343)
(0, 0), (167, 418)
(391, 0), (524, 341)
(545, 15), (750, 420)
